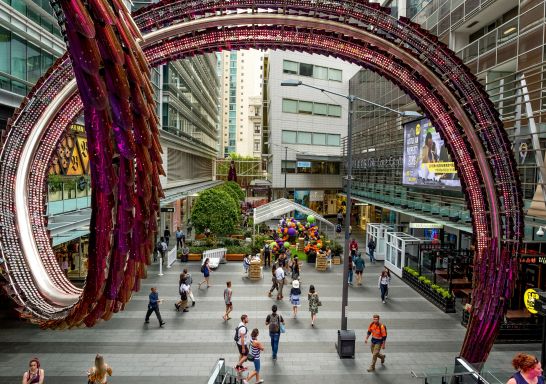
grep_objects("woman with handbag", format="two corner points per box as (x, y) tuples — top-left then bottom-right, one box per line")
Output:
(308, 284), (321, 327)
(87, 354), (112, 384)
(242, 328), (265, 384)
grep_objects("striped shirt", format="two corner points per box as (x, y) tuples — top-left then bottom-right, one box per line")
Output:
(250, 339), (261, 359)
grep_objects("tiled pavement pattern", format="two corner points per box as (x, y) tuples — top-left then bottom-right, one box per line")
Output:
(0, 257), (539, 384)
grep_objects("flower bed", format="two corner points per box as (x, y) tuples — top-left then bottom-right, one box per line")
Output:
(402, 266), (455, 313)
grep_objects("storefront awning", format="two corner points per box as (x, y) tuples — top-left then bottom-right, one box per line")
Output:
(295, 153), (343, 162)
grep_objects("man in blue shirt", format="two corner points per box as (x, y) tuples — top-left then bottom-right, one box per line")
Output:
(145, 287), (165, 327)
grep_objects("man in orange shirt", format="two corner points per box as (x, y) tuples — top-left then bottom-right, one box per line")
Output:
(364, 314), (387, 372)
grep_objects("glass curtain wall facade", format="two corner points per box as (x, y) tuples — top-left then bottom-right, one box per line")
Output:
(0, 0), (65, 130)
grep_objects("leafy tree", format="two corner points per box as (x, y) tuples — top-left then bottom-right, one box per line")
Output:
(191, 188), (239, 235)
(220, 181), (245, 201)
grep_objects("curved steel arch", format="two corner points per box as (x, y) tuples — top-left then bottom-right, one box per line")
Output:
(0, 0), (522, 362)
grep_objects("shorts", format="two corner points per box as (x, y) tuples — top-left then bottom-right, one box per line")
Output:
(355, 269), (363, 275)
(237, 344), (249, 356)
(253, 358), (261, 372)
(225, 302), (233, 309)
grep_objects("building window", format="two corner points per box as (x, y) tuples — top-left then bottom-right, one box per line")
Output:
(282, 130), (297, 144)
(313, 65), (328, 80)
(299, 63), (314, 77)
(281, 160), (297, 173)
(282, 99), (298, 113)
(283, 60), (298, 74)
(314, 103), (328, 115)
(328, 104), (342, 117)
(298, 101), (313, 114)
(313, 133), (326, 145)
(327, 134), (341, 146)
(254, 139), (260, 152)
(328, 68), (342, 81)
(297, 131), (312, 145)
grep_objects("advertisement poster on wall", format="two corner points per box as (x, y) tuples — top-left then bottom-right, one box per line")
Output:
(294, 190), (310, 220)
(402, 118), (461, 188)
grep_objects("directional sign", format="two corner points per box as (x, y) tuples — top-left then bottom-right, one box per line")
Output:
(524, 288), (540, 315)
(161, 207), (175, 213)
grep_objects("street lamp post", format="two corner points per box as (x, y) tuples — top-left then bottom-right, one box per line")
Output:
(280, 79), (421, 355)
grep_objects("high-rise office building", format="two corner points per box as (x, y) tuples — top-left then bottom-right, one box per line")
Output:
(218, 49), (264, 157)
(266, 50), (360, 215)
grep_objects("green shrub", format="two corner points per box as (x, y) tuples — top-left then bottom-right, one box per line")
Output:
(227, 245), (252, 254)
(191, 188), (239, 235)
(222, 181), (245, 201)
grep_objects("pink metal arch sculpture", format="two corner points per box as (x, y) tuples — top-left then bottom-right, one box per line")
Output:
(0, 0), (523, 363)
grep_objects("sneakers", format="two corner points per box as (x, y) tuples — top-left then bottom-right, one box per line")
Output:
(160, 322), (166, 327)
(382, 300), (386, 304)
(256, 380), (264, 383)
(174, 303), (180, 311)
(144, 320), (149, 324)
(242, 380), (249, 384)
(367, 367), (375, 372)
(192, 301), (196, 307)
(380, 355), (386, 365)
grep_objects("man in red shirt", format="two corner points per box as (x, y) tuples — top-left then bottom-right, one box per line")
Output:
(364, 314), (387, 372)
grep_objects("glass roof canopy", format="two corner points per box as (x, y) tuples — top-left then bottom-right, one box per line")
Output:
(253, 198), (335, 230)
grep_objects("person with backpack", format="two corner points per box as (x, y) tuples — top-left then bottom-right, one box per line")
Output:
(263, 243), (271, 268)
(274, 263), (285, 301)
(337, 209), (344, 225)
(289, 279), (301, 318)
(175, 275), (190, 313)
(364, 314), (387, 372)
(163, 225), (171, 246)
(354, 252), (366, 286)
(183, 268), (196, 306)
(242, 328), (265, 384)
(335, 223), (342, 238)
(265, 304), (284, 360)
(234, 314), (250, 371)
(157, 237), (167, 264)
(198, 258), (212, 289)
(22, 357), (44, 384)
(223, 281), (233, 321)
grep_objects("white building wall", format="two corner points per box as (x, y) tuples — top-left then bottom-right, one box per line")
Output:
(268, 51), (360, 191)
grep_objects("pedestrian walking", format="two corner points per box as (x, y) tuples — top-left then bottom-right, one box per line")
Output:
(308, 284), (321, 327)
(158, 237), (167, 264)
(163, 225), (171, 246)
(235, 314), (250, 371)
(507, 353), (544, 384)
(378, 269), (391, 303)
(183, 268), (196, 306)
(289, 279), (301, 318)
(265, 305), (284, 360)
(22, 357), (44, 384)
(349, 238), (358, 256)
(223, 281), (233, 321)
(263, 243), (271, 268)
(267, 265), (279, 297)
(364, 314), (387, 372)
(337, 209), (344, 225)
(347, 253), (354, 286)
(368, 238), (376, 263)
(145, 287), (165, 327)
(291, 256), (300, 281)
(87, 354), (112, 384)
(175, 275), (190, 313)
(198, 258), (212, 289)
(243, 328), (265, 384)
(274, 263), (285, 300)
(175, 226), (185, 248)
(354, 252), (366, 286)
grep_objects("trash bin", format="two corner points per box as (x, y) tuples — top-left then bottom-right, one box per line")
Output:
(336, 329), (356, 359)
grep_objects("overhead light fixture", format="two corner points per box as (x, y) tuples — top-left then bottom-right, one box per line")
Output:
(537, 226), (545, 236)
(504, 27), (516, 35)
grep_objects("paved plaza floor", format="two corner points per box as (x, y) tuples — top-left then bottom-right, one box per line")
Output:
(0, 253), (539, 384)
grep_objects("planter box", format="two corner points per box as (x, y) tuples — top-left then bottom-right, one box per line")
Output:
(402, 270), (455, 313)
(188, 253), (202, 261)
(230, 235), (245, 240)
(226, 253), (245, 261)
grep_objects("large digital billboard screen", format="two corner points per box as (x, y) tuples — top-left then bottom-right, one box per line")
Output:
(402, 118), (461, 189)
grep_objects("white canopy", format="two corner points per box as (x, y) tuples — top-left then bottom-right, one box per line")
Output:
(253, 198), (335, 230)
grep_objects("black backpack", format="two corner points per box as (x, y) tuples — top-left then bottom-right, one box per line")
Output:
(269, 313), (280, 333)
(234, 325), (247, 342)
(201, 264), (205, 273)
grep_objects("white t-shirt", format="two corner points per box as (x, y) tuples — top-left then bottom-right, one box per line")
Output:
(275, 267), (285, 281)
(237, 321), (248, 346)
